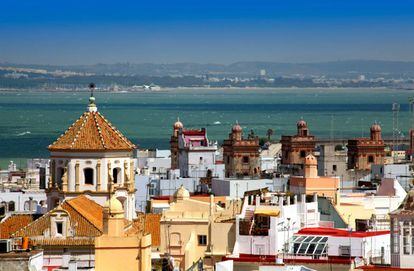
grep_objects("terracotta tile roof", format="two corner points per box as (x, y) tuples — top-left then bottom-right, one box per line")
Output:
(11, 195), (149, 248)
(126, 213), (161, 247)
(48, 111), (135, 152)
(64, 195), (103, 232)
(13, 196), (103, 239)
(30, 237), (95, 246)
(0, 214), (34, 239)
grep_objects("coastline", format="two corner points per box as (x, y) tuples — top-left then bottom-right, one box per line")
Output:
(0, 86), (398, 93)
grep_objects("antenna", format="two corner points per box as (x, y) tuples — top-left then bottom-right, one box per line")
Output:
(410, 97), (414, 130)
(409, 97), (414, 157)
(392, 102), (400, 151)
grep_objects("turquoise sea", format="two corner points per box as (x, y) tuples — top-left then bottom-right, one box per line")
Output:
(1, 88), (414, 169)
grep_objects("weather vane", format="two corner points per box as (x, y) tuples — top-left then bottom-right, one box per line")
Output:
(89, 83), (95, 97)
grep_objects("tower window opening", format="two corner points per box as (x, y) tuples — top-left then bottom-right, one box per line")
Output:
(113, 167), (122, 183)
(368, 155), (374, 163)
(84, 168), (94, 185)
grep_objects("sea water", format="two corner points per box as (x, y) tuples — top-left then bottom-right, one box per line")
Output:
(0, 88), (413, 168)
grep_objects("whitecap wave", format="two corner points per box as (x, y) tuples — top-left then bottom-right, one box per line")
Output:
(16, 131), (31, 136)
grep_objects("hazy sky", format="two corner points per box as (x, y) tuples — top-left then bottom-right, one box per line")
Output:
(1, 0), (414, 65)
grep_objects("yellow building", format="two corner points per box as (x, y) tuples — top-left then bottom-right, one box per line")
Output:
(95, 195), (152, 271)
(290, 154), (340, 203)
(160, 186), (237, 270)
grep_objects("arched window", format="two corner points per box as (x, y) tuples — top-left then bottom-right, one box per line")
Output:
(1, 202), (7, 215)
(84, 168), (94, 185)
(8, 201), (15, 212)
(113, 168), (121, 184)
(56, 167), (64, 185)
(24, 201), (30, 211)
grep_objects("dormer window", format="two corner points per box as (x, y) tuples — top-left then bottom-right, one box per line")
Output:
(56, 222), (63, 235)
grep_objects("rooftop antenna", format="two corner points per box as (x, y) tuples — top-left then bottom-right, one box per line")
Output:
(410, 97), (414, 130)
(392, 103), (400, 151)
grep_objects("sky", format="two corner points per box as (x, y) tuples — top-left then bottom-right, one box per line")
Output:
(1, 0), (414, 65)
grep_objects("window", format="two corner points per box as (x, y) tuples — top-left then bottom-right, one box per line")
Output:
(84, 168), (94, 185)
(300, 151), (306, 158)
(23, 200), (30, 211)
(198, 235), (207, 246)
(332, 165), (337, 171)
(152, 167), (157, 172)
(56, 222), (63, 235)
(391, 219), (399, 254)
(368, 155), (374, 163)
(113, 168), (121, 183)
(403, 227), (410, 255)
(57, 167), (64, 185)
(243, 156), (249, 164)
(291, 235), (328, 257)
(8, 201), (15, 212)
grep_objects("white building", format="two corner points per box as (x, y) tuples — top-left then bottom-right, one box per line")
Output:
(290, 227), (390, 265)
(177, 128), (222, 178)
(212, 177), (288, 199)
(390, 189), (414, 269)
(260, 143), (281, 173)
(231, 192), (320, 257)
(371, 164), (414, 191)
(136, 149), (171, 180)
(46, 94), (137, 220)
(0, 190), (46, 215)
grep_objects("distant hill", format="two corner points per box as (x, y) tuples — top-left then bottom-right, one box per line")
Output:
(2, 60), (414, 76)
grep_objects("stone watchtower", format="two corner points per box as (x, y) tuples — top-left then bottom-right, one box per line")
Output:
(223, 122), (260, 178)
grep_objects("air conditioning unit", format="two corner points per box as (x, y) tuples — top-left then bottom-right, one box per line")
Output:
(0, 239), (12, 253)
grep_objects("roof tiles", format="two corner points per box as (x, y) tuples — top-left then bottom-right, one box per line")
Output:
(48, 111), (135, 152)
